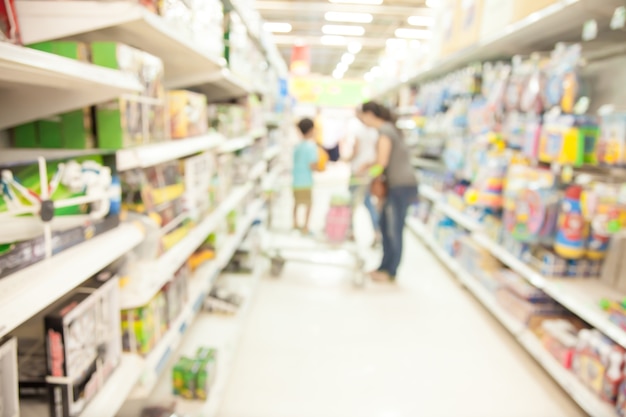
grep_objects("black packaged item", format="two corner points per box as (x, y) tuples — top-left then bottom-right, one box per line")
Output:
(45, 292), (99, 417)
(17, 337), (48, 397)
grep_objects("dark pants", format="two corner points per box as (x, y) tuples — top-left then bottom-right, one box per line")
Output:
(325, 144), (340, 162)
(378, 185), (418, 278)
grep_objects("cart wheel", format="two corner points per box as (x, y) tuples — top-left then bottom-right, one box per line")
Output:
(353, 272), (366, 288)
(270, 255), (286, 278)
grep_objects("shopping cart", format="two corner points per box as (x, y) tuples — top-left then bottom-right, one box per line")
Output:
(263, 176), (371, 288)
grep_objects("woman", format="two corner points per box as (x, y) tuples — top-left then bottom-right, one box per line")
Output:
(359, 101), (418, 283)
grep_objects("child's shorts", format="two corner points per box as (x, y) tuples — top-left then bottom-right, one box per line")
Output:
(293, 188), (312, 206)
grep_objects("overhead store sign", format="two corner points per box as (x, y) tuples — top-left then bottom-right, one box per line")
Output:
(290, 45), (311, 75)
(289, 77), (367, 107)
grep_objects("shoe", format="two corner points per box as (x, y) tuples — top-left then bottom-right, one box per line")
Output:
(368, 270), (394, 283)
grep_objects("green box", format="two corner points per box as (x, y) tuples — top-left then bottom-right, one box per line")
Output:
(28, 41), (90, 61)
(91, 42), (143, 72)
(96, 99), (144, 149)
(62, 108), (96, 149)
(172, 357), (196, 399)
(38, 116), (63, 148)
(13, 122), (38, 148)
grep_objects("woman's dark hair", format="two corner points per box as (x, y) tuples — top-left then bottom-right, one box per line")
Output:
(297, 118), (315, 136)
(361, 101), (396, 123)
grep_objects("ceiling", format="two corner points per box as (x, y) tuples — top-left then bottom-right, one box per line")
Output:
(254, 0), (434, 78)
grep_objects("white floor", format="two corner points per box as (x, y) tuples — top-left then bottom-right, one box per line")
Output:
(216, 163), (585, 417)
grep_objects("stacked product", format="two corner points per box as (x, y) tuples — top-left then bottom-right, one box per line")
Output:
(12, 265), (123, 417)
(0, 156), (121, 279)
(12, 41), (167, 149)
(171, 347), (217, 401)
(168, 90), (209, 140)
(121, 263), (190, 356)
(181, 152), (217, 223)
(208, 104), (248, 138)
(121, 161), (192, 258)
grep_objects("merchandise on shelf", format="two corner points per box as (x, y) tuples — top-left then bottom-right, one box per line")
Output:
(205, 283), (244, 315)
(182, 152), (217, 222)
(538, 319), (581, 369)
(0, 156), (121, 279)
(572, 329), (625, 405)
(121, 263), (189, 356)
(28, 41), (90, 61)
(13, 108), (96, 149)
(168, 91), (208, 139)
(0, 337), (18, 417)
(172, 347), (217, 401)
(44, 270), (122, 417)
(209, 104), (248, 138)
(0, 0), (19, 44)
(121, 161), (192, 257)
(214, 154), (234, 204)
(189, 236), (216, 272)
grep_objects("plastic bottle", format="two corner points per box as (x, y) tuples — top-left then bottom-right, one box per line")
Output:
(603, 350), (624, 403)
(555, 185), (587, 259)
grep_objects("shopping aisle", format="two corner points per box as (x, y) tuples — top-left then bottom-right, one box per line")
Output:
(216, 168), (584, 417)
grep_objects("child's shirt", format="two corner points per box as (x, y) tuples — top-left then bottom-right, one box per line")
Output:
(292, 140), (318, 190)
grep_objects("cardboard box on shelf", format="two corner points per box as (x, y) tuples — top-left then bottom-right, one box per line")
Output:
(480, 0), (514, 41)
(454, 0), (484, 50)
(512, 0), (558, 23)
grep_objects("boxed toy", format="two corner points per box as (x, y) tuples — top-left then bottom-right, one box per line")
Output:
(45, 292), (99, 417)
(78, 268), (123, 384)
(12, 108), (96, 149)
(0, 337), (19, 417)
(168, 90), (208, 139)
(0, 156), (121, 279)
(182, 152), (216, 222)
(96, 98), (146, 149)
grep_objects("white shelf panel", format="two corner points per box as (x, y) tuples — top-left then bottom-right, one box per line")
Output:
(217, 136), (254, 154)
(378, 0), (623, 97)
(519, 332), (617, 417)
(435, 202), (482, 232)
(418, 184), (442, 202)
(16, 1), (224, 89)
(120, 184), (254, 309)
(80, 355), (146, 417)
(472, 233), (626, 349)
(0, 223), (143, 340)
(410, 220), (618, 417)
(406, 217), (462, 276)
(263, 145), (281, 162)
(0, 42), (142, 129)
(116, 133), (226, 171)
(262, 164), (284, 191)
(190, 69), (251, 102)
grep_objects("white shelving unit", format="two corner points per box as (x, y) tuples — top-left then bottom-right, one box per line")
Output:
(116, 133), (226, 171)
(217, 128), (267, 154)
(0, 42), (143, 128)
(407, 217), (618, 417)
(422, 189), (626, 351)
(120, 183), (254, 310)
(0, 224), (144, 340)
(15, 0), (227, 89)
(419, 185), (483, 232)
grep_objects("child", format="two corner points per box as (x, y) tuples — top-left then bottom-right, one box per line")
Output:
(293, 118), (319, 234)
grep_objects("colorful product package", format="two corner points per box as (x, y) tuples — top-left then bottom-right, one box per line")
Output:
(12, 108), (95, 149)
(168, 90), (208, 139)
(28, 41), (90, 61)
(172, 357), (196, 399)
(599, 113), (626, 167)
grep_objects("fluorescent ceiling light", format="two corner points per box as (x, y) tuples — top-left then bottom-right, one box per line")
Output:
(348, 41), (362, 54)
(341, 53), (355, 64)
(386, 38), (408, 49)
(322, 24), (365, 36)
(425, 0), (442, 7)
(409, 40), (422, 49)
(364, 72), (374, 82)
(329, 0), (383, 4)
(294, 37), (306, 46)
(320, 35), (348, 45)
(333, 71), (344, 79)
(371, 66), (382, 76)
(325, 11), (373, 23)
(337, 62), (349, 72)
(263, 22), (292, 33)
(408, 15), (435, 26)
(394, 28), (432, 39)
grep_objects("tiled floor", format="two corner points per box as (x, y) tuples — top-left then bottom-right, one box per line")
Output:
(217, 163), (585, 417)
